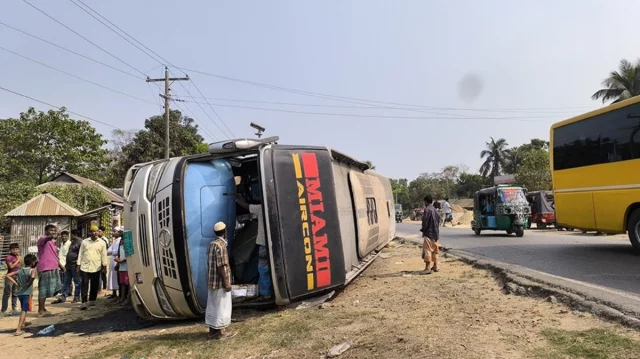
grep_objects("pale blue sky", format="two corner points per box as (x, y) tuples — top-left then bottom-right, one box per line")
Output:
(1, 1), (638, 180)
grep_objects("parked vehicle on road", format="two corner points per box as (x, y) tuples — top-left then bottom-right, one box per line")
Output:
(395, 204), (403, 223)
(550, 96), (640, 252)
(123, 136), (396, 320)
(471, 185), (531, 237)
(526, 191), (555, 229)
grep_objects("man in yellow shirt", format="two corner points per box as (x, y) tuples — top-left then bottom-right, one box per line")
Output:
(78, 225), (108, 310)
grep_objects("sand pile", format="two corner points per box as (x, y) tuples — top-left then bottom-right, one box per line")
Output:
(457, 210), (473, 225)
(451, 204), (465, 213)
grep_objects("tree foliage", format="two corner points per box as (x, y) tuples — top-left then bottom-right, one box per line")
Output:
(504, 138), (549, 175)
(515, 149), (552, 191)
(0, 181), (37, 232)
(35, 185), (110, 213)
(592, 58), (640, 104)
(105, 110), (205, 188)
(0, 107), (108, 185)
(479, 137), (509, 178)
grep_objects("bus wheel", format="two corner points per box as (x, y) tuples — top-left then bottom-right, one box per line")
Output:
(627, 209), (640, 254)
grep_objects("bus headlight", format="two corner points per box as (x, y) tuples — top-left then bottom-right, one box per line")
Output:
(146, 162), (167, 200)
(154, 279), (177, 317)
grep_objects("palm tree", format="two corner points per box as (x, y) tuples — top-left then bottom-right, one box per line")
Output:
(592, 59), (640, 104)
(479, 137), (508, 178)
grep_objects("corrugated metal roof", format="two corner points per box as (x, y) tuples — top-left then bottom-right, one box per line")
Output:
(4, 193), (82, 217)
(37, 172), (123, 204)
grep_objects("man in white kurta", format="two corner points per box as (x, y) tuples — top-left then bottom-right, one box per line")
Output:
(205, 222), (235, 340)
(106, 227), (123, 298)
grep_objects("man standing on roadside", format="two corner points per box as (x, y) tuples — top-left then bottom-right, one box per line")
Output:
(205, 222), (235, 340)
(36, 224), (63, 317)
(420, 195), (440, 274)
(443, 198), (455, 227)
(78, 225), (108, 310)
(53, 230), (82, 304)
(52, 231), (70, 304)
(97, 226), (109, 295)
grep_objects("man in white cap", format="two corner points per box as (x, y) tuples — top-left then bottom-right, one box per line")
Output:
(206, 221), (235, 339)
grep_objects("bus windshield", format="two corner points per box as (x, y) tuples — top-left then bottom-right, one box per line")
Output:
(498, 188), (527, 204)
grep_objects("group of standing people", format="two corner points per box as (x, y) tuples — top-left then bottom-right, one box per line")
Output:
(2, 223), (131, 335)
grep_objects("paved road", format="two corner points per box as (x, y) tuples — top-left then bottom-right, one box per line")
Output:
(396, 222), (640, 297)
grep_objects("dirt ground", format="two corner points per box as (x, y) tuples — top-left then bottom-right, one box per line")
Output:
(1, 242), (639, 359)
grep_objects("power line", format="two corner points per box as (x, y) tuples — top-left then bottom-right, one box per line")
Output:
(180, 95), (585, 115)
(0, 46), (156, 105)
(188, 80), (235, 138)
(0, 85), (118, 129)
(178, 66), (596, 114)
(171, 99), (219, 142)
(70, 0), (175, 66)
(0, 21), (143, 80)
(67, 0), (164, 65)
(171, 98), (563, 122)
(177, 82), (233, 138)
(21, 0), (148, 77)
(67, 1), (236, 138)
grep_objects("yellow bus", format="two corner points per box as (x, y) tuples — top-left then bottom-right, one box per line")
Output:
(550, 96), (640, 252)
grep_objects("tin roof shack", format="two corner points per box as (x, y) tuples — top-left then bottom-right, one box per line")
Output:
(76, 205), (122, 239)
(3, 193), (82, 254)
(36, 172), (124, 206)
(37, 172), (125, 238)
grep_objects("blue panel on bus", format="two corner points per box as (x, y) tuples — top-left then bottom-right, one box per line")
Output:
(183, 159), (236, 308)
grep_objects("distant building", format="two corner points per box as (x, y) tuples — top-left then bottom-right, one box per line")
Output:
(4, 193), (82, 255)
(36, 172), (124, 237)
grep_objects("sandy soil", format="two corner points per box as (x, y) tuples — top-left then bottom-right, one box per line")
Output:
(1, 243), (638, 359)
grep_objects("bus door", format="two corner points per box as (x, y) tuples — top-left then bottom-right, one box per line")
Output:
(261, 146), (346, 302)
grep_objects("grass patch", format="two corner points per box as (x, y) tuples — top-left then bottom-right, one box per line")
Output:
(78, 307), (374, 359)
(539, 328), (640, 359)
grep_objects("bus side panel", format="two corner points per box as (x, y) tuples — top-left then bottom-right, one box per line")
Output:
(330, 163), (359, 277)
(269, 147), (346, 300)
(349, 171), (379, 258)
(593, 189), (640, 232)
(367, 173), (393, 251)
(555, 192), (596, 230)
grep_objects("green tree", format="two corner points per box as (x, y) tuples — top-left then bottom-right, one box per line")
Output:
(504, 139), (550, 175)
(479, 137), (509, 178)
(0, 181), (36, 232)
(408, 173), (448, 207)
(106, 110), (205, 188)
(390, 178), (410, 211)
(515, 149), (552, 191)
(456, 173), (489, 198)
(592, 58), (640, 104)
(0, 107), (108, 184)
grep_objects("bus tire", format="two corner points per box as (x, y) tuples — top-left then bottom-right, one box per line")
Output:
(627, 209), (640, 254)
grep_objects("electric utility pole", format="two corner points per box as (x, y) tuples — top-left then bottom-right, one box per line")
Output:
(146, 66), (189, 159)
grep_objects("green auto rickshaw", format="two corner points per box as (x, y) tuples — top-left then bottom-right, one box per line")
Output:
(471, 185), (531, 237)
(395, 203), (403, 223)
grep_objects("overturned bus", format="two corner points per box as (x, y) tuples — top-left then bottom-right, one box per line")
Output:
(122, 137), (396, 319)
